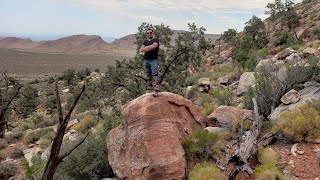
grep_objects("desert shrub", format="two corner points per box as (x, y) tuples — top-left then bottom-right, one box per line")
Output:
(72, 115), (97, 132)
(10, 147), (24, 159)
(212, 88), (234, 106)
(62, 68), (76, 85)
(45, 95), (57, 110)
(58, 115), (120, 180)
(0, 139), (8, 150)
(188, 163), (227, 180)
(199, 102), (217, 117)
(23, 127), (54, 144)
(36, 118), (58, 129)
(16, 85), (38, 117)
(272, 103), (320, 142)
(37, 131), (55, 148)
(232, 116), (252, 132)
(220, 130), (235, 140)
(94, 68), (100, 73)
(23, 156), (47, 180)
(5, 131), (24, 144)
(243, 87), (254, 110)
(273, 31), (296, 46)
(48, 77), (55, 84)
(254, 164), (288, 180)
(0, 162), (17, 179)
(257, 147), (278, 165)
(195, 93), (212, 106)
(28, 112), (45, 125)
(182, 129), (221, 161)
(311, 28), (320, 40)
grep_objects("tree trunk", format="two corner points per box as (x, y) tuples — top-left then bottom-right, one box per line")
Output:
(0, 112), (5, 138)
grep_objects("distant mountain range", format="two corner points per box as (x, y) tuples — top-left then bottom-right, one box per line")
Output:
(0, 31), (220, 56)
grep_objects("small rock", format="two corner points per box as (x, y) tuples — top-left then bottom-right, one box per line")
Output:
(277, 48), (296, 60)
(297, 151), (305, 155)
(198, 78), (211, 86)
(217, 75), (230, 85)
(280, 89), (300, 105)
(204, 127), (227, 133)
(303, 47), (317, 55)
(314, 136), (320, 144)
(285, 53), (302, 63)
(5, 157), (14, 162)
(289, 159), (294, 168)
(312, 148), (320, 152)
(62, 88), (70, 93)
(28, 144), (35, 148)
(67, 119), (79, 129)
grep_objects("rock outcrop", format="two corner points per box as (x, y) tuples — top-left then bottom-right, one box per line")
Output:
(207, 106), (253, 130)
(269, 81), (320, 124)
(236, 72), (255, 96)
(107, 92), (207, 180)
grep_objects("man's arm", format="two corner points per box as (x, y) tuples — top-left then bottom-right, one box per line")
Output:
(140, 45), (146, 54)
(140, 42), (159, 53)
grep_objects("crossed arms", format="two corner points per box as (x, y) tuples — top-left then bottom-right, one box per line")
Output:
(140, 42), (159, 53)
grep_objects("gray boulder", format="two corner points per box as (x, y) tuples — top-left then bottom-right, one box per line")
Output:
(280, 89), (300, 105)
(269, 81), (320, 124)
(236, 72), (255, 96)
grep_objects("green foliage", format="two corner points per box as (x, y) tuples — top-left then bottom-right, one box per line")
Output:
(72, 115), (97, 132)
(212, 88), (234, 106)
(0, 162), (17, 179)
(23, 156), (47, 180)
(243, 87), (255, 110)
(94, 68), (100, 73)
(273, 31), (296, 46)
(244, 16), (269, 48)
(196, 93), (212, 106)
(23, 127), (54, 144)
(273, 102), (320, 142)
(254, 164), (288, 180)
(45, 95), (57, 110)
(182, 129), (221, 161)
(221, 29), (237, 45)
(58, 115), (121, 180)
(62, 68), (76, 85)
(16, 85), (38, 117)
(311, 28), (320, 40)
(257, 147), (278, 165)
(200, 102), (217, 117)
(10, 147), (24, 159)
(48, 77), (55, 84)
(188, 163), (227, 180)
(5, 131), (24, 144)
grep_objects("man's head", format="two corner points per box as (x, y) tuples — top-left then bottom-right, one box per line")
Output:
(146, 28), (154, 39)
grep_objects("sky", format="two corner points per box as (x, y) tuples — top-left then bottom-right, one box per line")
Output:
(0, 0), (302, 41)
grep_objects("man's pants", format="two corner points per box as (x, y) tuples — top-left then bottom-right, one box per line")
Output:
(144, 59), (158, 77)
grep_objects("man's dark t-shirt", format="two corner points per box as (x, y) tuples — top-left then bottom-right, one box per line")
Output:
(143, 38), (160, 60)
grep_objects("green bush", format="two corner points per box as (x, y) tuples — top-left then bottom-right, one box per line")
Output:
(195, 93), (212, 106)
(48, 77), (55, 84)
(16, 85), (38, 117)
(273, 102), (320, 142)
(211, 88), (234, 106)
(199, 102), (217, 117)
(254, 164), (288, 180)
(37, 131), (55, 148)
(257, 147), (278, 165)
(0, 162), (17, 179)
(58, 115), (121, 180)
(72, 115), (97, 132)
(45, 95), (57, 110)
(23, 156), (47, 180)
(10, 147), (24, 159)
(189, 163), (227, 180)
(182, 129), (221, 161)
(311, 28), (320, 40)
(23, 127), (54, 144)
(5, 131), (24, 144)
(62, 68), (76, 85)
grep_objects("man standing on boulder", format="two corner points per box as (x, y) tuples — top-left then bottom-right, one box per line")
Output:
(140, 28), (160, 93)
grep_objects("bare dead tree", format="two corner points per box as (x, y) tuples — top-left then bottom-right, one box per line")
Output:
(228, 98), (275, 180)
(41, 79), (88, 180)
(0, 72), (22, 138)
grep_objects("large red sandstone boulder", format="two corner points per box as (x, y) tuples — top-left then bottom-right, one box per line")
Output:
(106, 92), (206, 180)
(208, 106), (253, 130)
